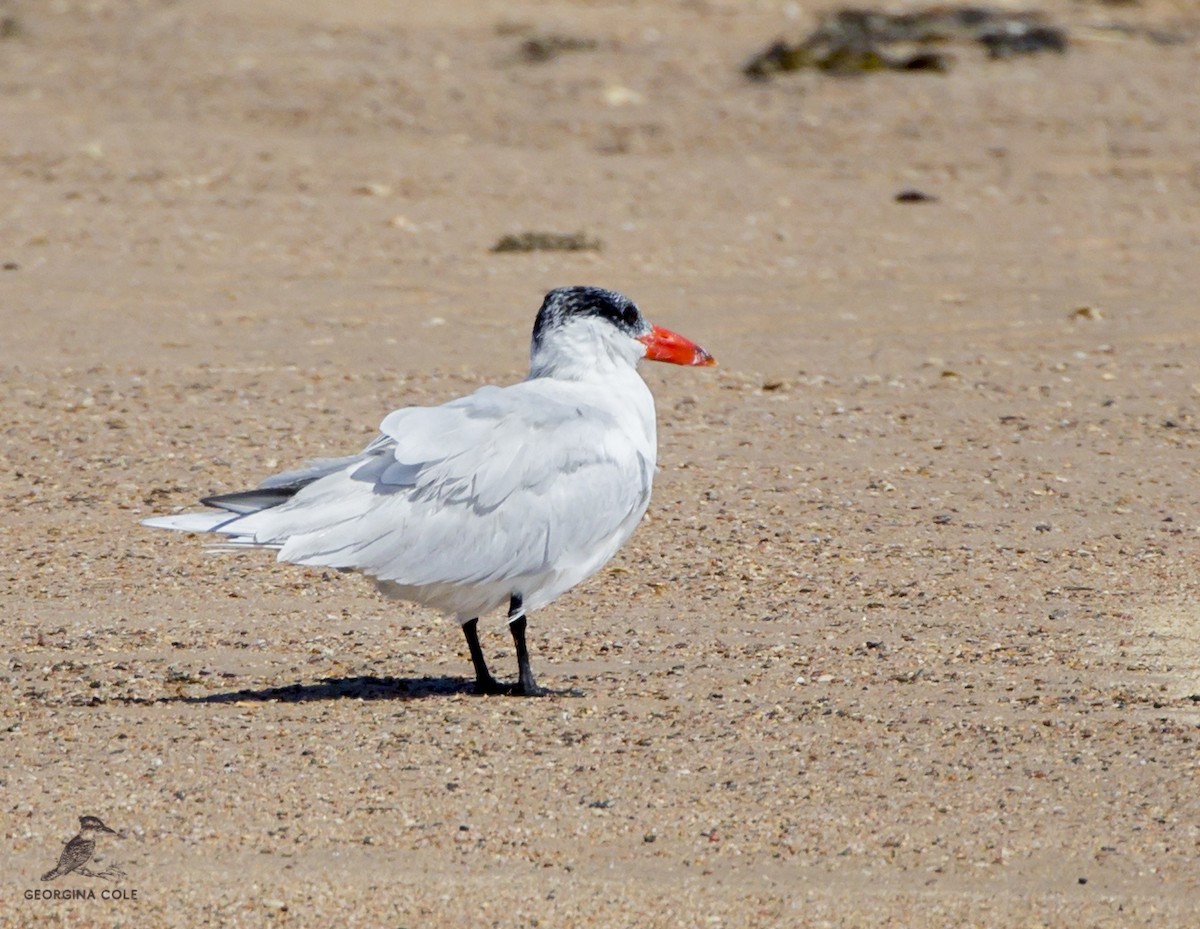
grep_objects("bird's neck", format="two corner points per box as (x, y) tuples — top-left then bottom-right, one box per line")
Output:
(528, 321), (645, 381)
(528, 354), (640, 382)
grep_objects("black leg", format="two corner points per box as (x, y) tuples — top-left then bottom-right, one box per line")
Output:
(508, 595), (546, 697)
(462, 618), (505, 695)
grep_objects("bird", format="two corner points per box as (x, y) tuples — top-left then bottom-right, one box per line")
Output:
(143, 286), (716, 695)
(41, 816), (118, 881)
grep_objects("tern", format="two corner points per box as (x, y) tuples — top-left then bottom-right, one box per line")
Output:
(144, 286), (716, 695)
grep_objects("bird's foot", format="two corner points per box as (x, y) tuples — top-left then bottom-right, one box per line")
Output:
(472, 675), (550, 697)
(473, 674), (509, 696)
(509, 680), (549, 698)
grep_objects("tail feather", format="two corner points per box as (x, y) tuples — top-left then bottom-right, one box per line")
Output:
(141, 512), (244, 534)
(144, 482), (305, 537)
(200, 488), (300, 514)
(142, 441), (390, 545)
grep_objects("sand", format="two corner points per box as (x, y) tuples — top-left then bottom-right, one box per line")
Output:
(2, 0), (1199, 925)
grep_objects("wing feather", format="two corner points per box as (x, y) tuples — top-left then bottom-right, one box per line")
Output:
(206, 381), (653, 613)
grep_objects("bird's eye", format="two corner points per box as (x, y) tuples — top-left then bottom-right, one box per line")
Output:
(621, 306), (638, 327)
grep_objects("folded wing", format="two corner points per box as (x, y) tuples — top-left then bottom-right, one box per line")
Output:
(147, 382), (654, 613)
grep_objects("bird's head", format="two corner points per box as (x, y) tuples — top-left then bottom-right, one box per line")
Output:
(78, 816), (117, 835)
(530, 286), (715, 378)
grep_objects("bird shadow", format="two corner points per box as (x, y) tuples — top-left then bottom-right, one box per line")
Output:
(176, 674), (474, 704)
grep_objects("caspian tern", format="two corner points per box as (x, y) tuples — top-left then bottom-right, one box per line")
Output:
(143, 286), (715, 695)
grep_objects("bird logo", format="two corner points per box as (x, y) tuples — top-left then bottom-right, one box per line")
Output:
(40, 816), (125, 882)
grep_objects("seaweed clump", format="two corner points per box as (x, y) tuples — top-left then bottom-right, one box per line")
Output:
(491, 232), (603, 254)
(519, 34), (599, 63)
(744, 6), (1068, 79)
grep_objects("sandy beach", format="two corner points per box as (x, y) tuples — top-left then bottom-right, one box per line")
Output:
(3, 0), (1199, 925)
